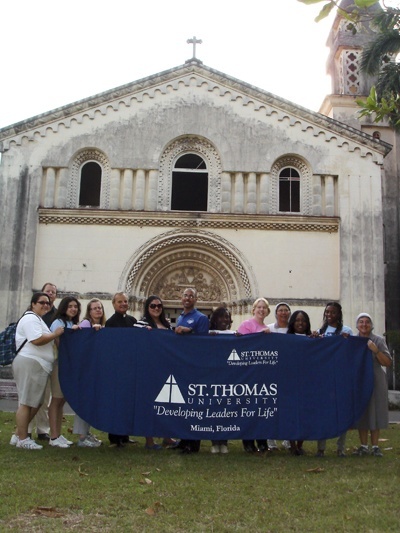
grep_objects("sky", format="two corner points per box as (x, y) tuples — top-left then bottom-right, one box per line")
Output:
(0, 0), (390, 129)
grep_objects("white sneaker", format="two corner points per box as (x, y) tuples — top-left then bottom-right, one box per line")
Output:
(211, 445), (220, 454)
(16, 437), (43, 450)
(282, 440), (291, 450)
(10, 434), (18, 446)
(220, 445), (229, 454)
(88, 433), (102, 445)
(78, 437), (101, 448)
(49, 436), (70, 448)
(268, 439), (278, 450)
(58, 435), (73, 446)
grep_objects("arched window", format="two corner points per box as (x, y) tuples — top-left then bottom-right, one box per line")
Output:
(79, 161), (102, 207)
(279, 167), (300, 213)
(171, 153), (208, 211)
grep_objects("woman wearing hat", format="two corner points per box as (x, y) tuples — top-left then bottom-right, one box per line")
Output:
(353, 313), (392, 457)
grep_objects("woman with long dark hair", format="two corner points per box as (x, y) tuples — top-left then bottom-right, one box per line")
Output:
(316, 302), (353, 457)
(135, 295), (172, 450)
(287, 310), (312, 455)
(48, 296), (81, 448)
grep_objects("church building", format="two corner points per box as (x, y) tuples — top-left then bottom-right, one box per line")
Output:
(0, 15), (394, 336)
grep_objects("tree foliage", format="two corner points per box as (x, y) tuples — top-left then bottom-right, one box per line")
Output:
(299, 0), (400, 129)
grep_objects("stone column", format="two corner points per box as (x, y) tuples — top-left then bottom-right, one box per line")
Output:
(57, 168), (68, 208)
(109, 169), (121, 210)
(312, 175), (322, 216)
(147, 170), (158, 211)
(234, 172), (244, 214)
(259, 173), (269, 214)
(135, 169), (145, 211)
(247, 172), (257, 214)
(43, 167), (55, 208)
(221, 172), (231, 213)
(325, 175), (335, 216)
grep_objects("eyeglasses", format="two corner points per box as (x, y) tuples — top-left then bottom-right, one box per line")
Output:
(37, 301), (51, 306)
(149, 303), (163, 309)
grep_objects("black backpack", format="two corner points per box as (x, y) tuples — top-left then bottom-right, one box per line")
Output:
(0, 312), (35, 366)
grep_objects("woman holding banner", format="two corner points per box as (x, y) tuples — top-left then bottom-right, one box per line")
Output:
(208, 307), (235, 453)
(353, 313), (392, 457)
(266, 302), (291, 450)
(316, 302), (353, 457)
(135, 295), (172, 450)
(287, 310), (312, 455)
(237, 298), (271, 453)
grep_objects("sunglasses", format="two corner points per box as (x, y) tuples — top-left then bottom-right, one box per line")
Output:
(149, 303), (163, 309)
(37, 301), (51, 306)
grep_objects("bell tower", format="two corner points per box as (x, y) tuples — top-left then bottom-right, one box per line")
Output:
(319, 0), (380, 126)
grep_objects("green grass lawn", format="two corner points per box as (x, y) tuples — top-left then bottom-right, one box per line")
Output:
(0, 412), (399, 532)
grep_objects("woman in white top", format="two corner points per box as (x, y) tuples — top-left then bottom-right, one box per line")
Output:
(315, 302), (353, 457)
(48, 296), (81, 448)
(267, 302), (291, 334)
(266, 302), (291, 450)
(11, 292), (64, 450)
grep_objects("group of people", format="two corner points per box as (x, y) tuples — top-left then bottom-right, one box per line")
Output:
(10, 284), (392, 458)
(234, 299), (392, 457)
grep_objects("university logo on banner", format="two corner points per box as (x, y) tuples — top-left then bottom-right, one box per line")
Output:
(155, 375), (185, 404)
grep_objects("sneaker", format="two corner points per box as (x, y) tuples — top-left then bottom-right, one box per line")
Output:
(211, 445), (220, 454)
(16, 437), (43, 450)
(58, 435), (73, 446)
(372, 446), (383, 457)
(316, 450), (325, 457)
(267, 439), (278, 450)
(78, 437), (101, 448)
(10, 434), (18, 446)
(49, 436), (70, 448)
(37, 433), (50, 441)
(353, 445), (370, 456)
(87, 433), (102, 445)
(220, 445), (229, 454)
(337, 450), (346, 457)
(281, 440), (291, 450)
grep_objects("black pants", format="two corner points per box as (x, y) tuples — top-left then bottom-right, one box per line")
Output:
(109, 433), (128, 445)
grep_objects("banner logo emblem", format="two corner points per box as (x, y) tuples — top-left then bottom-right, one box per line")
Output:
(155, 374), (186, 404)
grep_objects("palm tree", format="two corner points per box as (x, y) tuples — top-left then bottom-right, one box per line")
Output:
(359, 7), (400, 128)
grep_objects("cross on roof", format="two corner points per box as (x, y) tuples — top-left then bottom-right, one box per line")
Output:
(187, 36), (202, 59)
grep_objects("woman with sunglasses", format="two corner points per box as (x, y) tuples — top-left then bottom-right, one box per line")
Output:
(135, 295), (173, 449)
(136, 295), (172, 330)
(11, 292), (64, 449)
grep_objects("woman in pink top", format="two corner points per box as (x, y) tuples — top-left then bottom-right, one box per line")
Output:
(237, 297), (271, 453)
(237, 298), (271, 336)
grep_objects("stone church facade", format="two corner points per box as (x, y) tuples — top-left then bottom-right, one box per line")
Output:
(0, 52), (390, 332)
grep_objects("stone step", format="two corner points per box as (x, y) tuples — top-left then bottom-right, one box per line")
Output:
(0, 379), (18, 400)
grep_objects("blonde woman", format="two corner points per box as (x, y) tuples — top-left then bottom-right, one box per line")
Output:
(237, 298), (271, 453)
(73, 298), (107, 447)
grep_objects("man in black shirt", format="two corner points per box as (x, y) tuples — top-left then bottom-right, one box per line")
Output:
(41, 282), (58, 327)
(105, 292), (137, 446)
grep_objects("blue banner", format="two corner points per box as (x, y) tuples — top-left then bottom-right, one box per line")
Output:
(58, 329), (373, 440)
